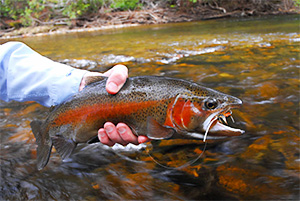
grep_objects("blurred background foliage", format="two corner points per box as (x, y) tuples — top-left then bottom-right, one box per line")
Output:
(0, 0), (299, 27)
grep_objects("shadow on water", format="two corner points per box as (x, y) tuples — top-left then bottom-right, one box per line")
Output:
(1, 15), (299, 200)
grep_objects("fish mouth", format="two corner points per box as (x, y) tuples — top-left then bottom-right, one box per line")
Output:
(183, 109), (244, 141)
(202, 109), (244, 142)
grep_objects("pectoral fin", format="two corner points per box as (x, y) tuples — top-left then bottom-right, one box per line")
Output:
(87, 135), (100, 144)
(51, 135), (77, 160)
(147, 117), (175, 139)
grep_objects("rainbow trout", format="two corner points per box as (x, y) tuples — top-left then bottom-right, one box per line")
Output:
(31, 76), (244, 170)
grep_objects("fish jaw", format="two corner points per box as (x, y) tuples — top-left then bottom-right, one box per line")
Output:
(208, 120), (245, 136)
(188, 112), (244, 142)
(202, 108), (244, 139)
(177, 116), (244, 140)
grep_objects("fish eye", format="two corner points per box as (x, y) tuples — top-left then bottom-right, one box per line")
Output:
(204, 98), (218, 110)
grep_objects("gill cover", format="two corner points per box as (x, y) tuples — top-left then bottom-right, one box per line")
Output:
(164, 95), (204, 132)
(145, 95), (204, 139)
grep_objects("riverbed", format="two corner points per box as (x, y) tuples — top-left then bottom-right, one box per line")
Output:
(1, 15), (299, 200)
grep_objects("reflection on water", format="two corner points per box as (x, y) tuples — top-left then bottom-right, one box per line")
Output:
(1, 15), (299, 200)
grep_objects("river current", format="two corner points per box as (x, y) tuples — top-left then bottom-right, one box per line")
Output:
(1, 15), (299, 200)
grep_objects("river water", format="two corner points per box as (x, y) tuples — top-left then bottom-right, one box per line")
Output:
(1, 15), (299, 200)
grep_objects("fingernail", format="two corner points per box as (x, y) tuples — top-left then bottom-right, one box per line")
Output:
(117, 127), (126, 135)
(106, 125), (114, 133)
(108, 82), (118, 92)
(98, 130), (106, 137)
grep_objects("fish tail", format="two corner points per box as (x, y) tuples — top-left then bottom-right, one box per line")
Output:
(30, 120), (52, 170)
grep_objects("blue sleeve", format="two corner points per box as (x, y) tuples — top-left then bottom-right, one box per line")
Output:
(0, 41), (88, 107)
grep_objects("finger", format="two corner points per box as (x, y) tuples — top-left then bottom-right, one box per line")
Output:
(116, 123), (139, 145)
(79, 72), (102, 91)
(98, 128), (115, 146)
(138, 136), (151, 144)
(104, 65), (128, 94)
(104, 122), (127, 146)
(102, 64), (128, 77)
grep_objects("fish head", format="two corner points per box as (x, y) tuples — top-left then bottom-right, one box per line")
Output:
(168, 89), (244, 140)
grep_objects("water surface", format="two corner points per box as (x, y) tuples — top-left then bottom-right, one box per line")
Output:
(1, 15), (299, 200)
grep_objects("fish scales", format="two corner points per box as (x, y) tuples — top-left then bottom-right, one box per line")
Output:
(50, 77), (188, 139)
(50, 77), (193, 135)
(30, 76), (244, 170)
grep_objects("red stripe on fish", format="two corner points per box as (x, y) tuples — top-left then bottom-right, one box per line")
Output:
(53, 100), (164, 126)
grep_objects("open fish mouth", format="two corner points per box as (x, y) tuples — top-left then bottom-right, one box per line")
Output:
(218, 110), (233, 125)
(202, 109), (244, 142)
(184, 109), (244, 141)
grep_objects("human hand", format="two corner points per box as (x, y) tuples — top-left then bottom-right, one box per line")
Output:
(98, 122), (149, 146)
(80, 64), (150, 146)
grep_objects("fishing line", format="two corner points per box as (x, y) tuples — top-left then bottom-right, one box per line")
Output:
(145, 140), (208, 170)
(203, 116), (218, 142)
(143, 94), (208, 169)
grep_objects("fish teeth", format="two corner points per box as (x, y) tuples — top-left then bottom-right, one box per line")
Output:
(219, 114), (228, 125)
(230, 115), (235, 123)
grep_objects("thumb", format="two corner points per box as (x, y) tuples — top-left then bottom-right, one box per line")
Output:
(105, 65), (128, 94)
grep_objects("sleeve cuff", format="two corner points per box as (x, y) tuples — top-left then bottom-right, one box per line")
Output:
(49, 63), (88, 106)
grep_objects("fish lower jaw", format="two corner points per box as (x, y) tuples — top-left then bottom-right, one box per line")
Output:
(209, 121), (245, 136)
(184, 132), (227, 140)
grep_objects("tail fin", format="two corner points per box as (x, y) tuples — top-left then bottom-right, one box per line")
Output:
(30, 120), (52, 170)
